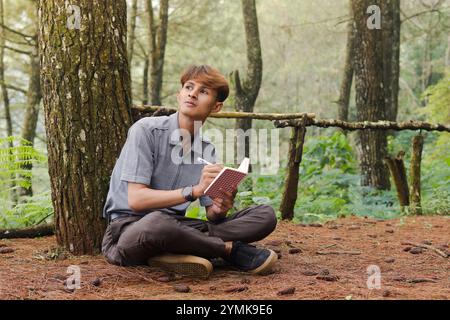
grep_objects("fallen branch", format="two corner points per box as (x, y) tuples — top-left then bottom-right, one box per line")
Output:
(275, 118), (450, 132)
(131, 106), (450, 132)
(132, 105), (316, 121)
(401, 241), (448, 258)
(316, 250), (361, 255)
(0, 223), (54, 239)
(407, 278), (437, 284)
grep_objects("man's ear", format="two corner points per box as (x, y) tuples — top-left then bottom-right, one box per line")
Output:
(210, 101), (223, 114)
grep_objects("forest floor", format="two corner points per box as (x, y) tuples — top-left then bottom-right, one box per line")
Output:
(0, 215), (449, 300)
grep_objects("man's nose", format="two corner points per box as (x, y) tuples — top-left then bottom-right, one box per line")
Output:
(188, 88), (199, 99)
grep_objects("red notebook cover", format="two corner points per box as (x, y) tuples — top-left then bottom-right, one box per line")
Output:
(204, 158), (249, 199)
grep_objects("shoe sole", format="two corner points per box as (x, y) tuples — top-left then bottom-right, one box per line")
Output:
(248, 249), (278, 275)
(147, 254), (213, 278)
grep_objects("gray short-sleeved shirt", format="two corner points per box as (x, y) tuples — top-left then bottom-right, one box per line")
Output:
(103, 111), (216, 220)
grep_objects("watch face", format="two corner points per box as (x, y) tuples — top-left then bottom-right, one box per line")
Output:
(183, 186), (192, 199)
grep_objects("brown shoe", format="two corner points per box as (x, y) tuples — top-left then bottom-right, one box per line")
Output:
(147, 254), (213, 278)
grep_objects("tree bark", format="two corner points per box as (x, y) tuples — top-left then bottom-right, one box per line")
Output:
(337, 8), (355, 126)
(127, 0), (138, 65)
(38, 0), (133, 254)
(146, 0), (169, 106)
(382, 0), (400, 124)
(384, 151), (409, 209)
(352, 0), (391, 190)
(234, 0), (263, 167)
(279, 118), (307, 220)
(19, 37), (42, 198)
(409, 134), (424, 215)
(142, 55), (149, 105)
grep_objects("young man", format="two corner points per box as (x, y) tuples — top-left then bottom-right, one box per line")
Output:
(102, 65), (278, 277)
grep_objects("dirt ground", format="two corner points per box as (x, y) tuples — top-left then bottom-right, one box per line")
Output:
(0, 215), (449, 300)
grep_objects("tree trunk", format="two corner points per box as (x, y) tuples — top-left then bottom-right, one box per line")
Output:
(280, 119), (307, 220)
(385, 151), (409, 209)
(0, 0), (17, 204)
(352, 0), (391, 190)
(337, 8), (355, 127)
(127, 0), (138, 105)
(38, 0), (133, 255)
(146, 0), (169, 106)
(382, 0), (400, 124)
(234, 0), (263, 168)
(127, 0), (138, 65)
(409, 134), (424, 215)
(142, 55), (149, 105)
(18, 38), (42, 198)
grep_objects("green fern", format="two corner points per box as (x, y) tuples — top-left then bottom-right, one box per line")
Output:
(0, 136), (50, 228)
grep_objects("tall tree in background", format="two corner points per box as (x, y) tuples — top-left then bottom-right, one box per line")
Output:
(337, 4), (356, 125)
(18, 33), (41, 197)
(352, 0), (390, 190)
(383, 0), (400, 123)
(0, 0), (17, 204)
(234, 0), (262, 163)
(18, 2), (42, 197)
(0, 2), (41, 198)
(128, 0), (138, 65)
(38, 0), (132, 254)
(146, 0), (169, 106)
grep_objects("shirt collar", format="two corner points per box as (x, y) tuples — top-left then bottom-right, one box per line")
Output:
(168, 111), (211, 146)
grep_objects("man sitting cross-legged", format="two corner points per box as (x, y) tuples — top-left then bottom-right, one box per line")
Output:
(101, 65), (278, 277)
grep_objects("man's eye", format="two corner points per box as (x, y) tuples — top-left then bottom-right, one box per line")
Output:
(201, 89), (208, 94)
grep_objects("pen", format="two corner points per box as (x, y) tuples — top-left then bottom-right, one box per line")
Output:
(197, 157), (213, 165)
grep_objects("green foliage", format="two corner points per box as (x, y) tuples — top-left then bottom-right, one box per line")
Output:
(237, 131), (449, 223)
(0, 136), (52, 229)
(0, 136), (46, 191)
(420, 71), (450, 124)
(300, 130), (356, 180)
(0, 191), (53, 229)
(420, 72), (450, 164)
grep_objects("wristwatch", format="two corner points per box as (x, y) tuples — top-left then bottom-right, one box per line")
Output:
(181, 185), (197, 201)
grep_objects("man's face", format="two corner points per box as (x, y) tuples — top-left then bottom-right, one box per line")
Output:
(177, 79), (223, 121)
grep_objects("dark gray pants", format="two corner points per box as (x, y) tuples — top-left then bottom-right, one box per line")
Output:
(102, 204), (277, 266)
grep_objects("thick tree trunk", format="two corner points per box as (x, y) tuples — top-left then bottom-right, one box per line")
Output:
(38, 0), (133, 254)
(19, 39), (42, 198)
(146, 0), (169, 106)
(352, 0), (390, 190)
(337, 12), (355, 126)
(234, 0), (263, 166)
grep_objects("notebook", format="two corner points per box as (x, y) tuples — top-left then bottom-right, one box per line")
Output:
(204, 157), (250, 199)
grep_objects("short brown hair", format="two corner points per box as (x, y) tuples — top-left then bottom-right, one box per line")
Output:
(180, 65), (229, 102)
